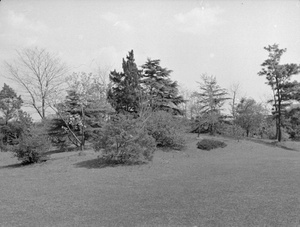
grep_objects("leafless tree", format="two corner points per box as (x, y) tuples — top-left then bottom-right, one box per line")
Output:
(5, 47), (68, 120)
(229, 83), (240, 120)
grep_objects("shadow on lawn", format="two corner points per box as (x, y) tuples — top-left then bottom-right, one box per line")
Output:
(74, 157), (147, 169)
(43, 146), (81, 156)
(247, 138), (298, 151)
(0, 162), (25, 169)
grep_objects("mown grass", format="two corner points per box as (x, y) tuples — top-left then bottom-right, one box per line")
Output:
(0, 134), (300, 226)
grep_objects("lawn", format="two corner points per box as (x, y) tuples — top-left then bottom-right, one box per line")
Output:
(1, 134), (300, 227)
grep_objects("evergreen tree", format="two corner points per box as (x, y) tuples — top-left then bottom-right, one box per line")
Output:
(49, 89), (103, 151)
(0, 83), (23, 125)
(107, 50), (142, 114)
(192, 74), (229, 135)
(141, 59), (184, 114)
(258, 44), (300, 141)
(0, 84), (26, 147)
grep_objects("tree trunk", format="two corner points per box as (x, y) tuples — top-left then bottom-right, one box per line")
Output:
(276, 78), (282, 142)
(79, 104), (85, 156)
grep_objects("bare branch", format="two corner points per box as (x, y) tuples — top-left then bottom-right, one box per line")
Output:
(5, 47), (68, 119)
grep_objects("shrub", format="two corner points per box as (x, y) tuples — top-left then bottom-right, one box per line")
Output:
(219, 123), (244, 139)
(197, 138), (227, 151)
(146, 111), (186, 150)
(93, 114), (156, 164)
(13, 127), (51, 164)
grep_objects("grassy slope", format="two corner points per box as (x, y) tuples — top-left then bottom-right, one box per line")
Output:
(0, 135), (300, 227)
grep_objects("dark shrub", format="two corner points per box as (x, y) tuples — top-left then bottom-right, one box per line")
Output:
(197, 138), (227, 151)
(93, 114), (156, 164)
(146, 111), (186, 150)
(13, 127), (51, 164)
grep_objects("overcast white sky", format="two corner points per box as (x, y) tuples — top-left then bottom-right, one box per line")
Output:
(0, 0), (300, 108)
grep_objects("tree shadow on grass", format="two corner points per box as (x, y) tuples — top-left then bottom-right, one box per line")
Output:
(0, 162), (25, 169)
(43, 146), (80, 156)
(74, 157), (147, 169)
(0, 157), (49, 169)
(247, 138), (298, 151)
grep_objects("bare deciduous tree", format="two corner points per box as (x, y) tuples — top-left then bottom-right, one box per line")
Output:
(229, 83), (240, 120)
(5, 47), (68, 120)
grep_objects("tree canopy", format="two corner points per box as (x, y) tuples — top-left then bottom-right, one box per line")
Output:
(192, 74), (229, 135)
(141, 59), (184, 114)
(236, 98), (266, 137)
(0, 83), (23, 125)
(5, 47), (68, 119)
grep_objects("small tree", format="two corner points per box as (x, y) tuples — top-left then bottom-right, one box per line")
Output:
(0, 84), (23, 125)
(229, 83), (240, 120)
(5, 47), (68, 120)
(49, 90), (103, 151)
(258, 44), (300, 141)
(235, 98), (266, 137)
(227, 83), (241, 138)
(0, 85), (25, 148)
(66, 71), (110, 109)
(13, 122), (51, 164)
(49, 71), (113, 152)
(192, 74), (229, 135)
(146, 111), (186, 150)
(93, 113), (156, 164)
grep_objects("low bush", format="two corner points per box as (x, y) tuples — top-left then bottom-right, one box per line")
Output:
(197, 138), (227, 151)
(13, 127), (51, 164)
(146, 111), (186, 150)
(219, 123), (244, 139)
(93, 114), (156, 164)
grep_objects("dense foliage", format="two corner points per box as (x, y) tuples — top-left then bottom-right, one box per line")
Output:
(13, 126), (51, 164)
(146, 111), (186, 150)
(107, 50), (142, 114)
(192, 75), (229, 135)
(235, 98), (266, 137)
(93, 114), (156, 164)
(2, 45), (300, 166)
(0, 83), (23, 125)
(141, 59), (184, 114)
(197, 138), (227, 151)
(48, 89), (105, 150)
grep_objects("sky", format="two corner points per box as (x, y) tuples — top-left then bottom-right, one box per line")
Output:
(0, 0), (300, 116)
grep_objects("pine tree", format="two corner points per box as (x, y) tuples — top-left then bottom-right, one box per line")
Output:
(258, 44), (300, 141)
(0, 83), (23, 125)
(107, 50), (142, 114)
(141, 59), (184, 114)
(192, 74), (229, 135)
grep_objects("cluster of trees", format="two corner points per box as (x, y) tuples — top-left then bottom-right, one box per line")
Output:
(0, 48), (186, 164)
(188, 44), (300, 142)
(0, 44), (299, 164)
(0, 83), (32, 148)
